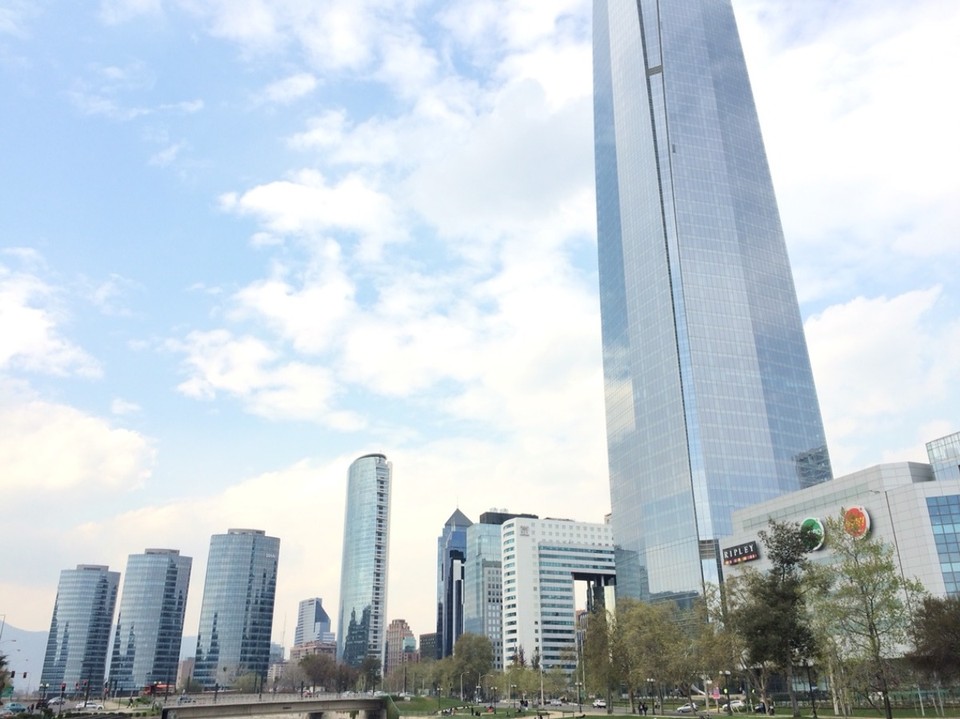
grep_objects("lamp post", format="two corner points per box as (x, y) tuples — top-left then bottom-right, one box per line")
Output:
(512, 684), (518, 711)
(575, 682), (583, 714)
(461, 673), (467, 703)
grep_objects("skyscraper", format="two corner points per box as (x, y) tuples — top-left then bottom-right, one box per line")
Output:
(193, 529), (280, 689)
(436, 508), (471, 658)
(337, 453), (392, 668)
(294, 598), (333, 646)
(109, 549), (192, 694)
(383, 618), (415, 679)
(463, 510), (538, 670)
(40, 564), (120, 692)
(500, 517), (615, 671)
(593, 0), (832, 601)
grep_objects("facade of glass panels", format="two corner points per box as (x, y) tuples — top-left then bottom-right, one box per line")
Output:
(109, 549), (192, 694)
(436, 508), (471, 658)
(337, 453), (391, 667)
(927, 495), (960, 596)
(927, 431), (960, 483)
(193, 529), (279, 688)
(593, 0), (832, 601)
(294, 598), (333, 646)
(41, 565), (120, 691)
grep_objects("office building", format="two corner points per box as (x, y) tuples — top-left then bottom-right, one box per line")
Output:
(40, 564), (120, 691)
(108, 549), (192, 694)
(418, 632), (438, 664)
(723, 430), (960, 598)
(337, 453), (392, 667)
(383, 618), (416, 678)
(193, 528), (280, 688)
(294, 598), (334, 646)
(500, 517), (615, 671)
(463, 510), (538, 670)
(436, 509), (471, 658)
(593, 0), (833, 602)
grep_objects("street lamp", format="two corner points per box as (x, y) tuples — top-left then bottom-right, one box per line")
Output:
(575, 681), (583, 713)
(460, 673), (467, 703)
(512, 684), (518, 711)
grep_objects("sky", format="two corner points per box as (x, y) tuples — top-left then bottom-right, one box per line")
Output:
(1, 0), (958, 661)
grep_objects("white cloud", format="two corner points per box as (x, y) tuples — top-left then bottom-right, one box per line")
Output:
(220, 169), (404, 259)
(260, 72), (318, 105)
(170, 329), (364, 428)
(806, 287), (960, 473)
(0, 265), (100, 378)
(0, 390), (155, 494)
(111, 397), (141, 415)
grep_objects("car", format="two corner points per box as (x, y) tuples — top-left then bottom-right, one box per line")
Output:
(722, 700), (745, 712)
(592, 699), (607, 708)
(4, 704), (27, 715)
(677, 702), (699, 713)
(74, 702), (104, 711)
(48, 697), (67, 706)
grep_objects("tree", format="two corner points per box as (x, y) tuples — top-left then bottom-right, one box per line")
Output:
(450, 633), (494, 700)
(807, 515), (926, 719)
(582, 606), (616, 711)
(910, 595), (960, 682)
(300, 653), (338, 691)
(0, 653), (8, 699)
(727, 521), (816, 717)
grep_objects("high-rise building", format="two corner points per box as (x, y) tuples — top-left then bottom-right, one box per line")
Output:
(463, 510), (538, 670)
(40, 564), (120, 692)
(108, 549), (192, 694)
(337, 453), (392, 668)
(294, 598), (334, 646)
(500, 517), (615, 672)
(593, 0), (833, 602)
(383, 618), (416, 679)
(436, 509), (471, 658)
(418, 632), (438, 664)
(193, 528), (280, 688)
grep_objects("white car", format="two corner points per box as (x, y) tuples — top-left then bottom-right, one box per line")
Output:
(593, 699), (607, 708)
(75, 702), (104, 711)
(677, 702), (698, 713)
(723, 700), (745, 712)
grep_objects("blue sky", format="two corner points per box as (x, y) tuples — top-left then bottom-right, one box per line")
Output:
(1, 0), (958, 659)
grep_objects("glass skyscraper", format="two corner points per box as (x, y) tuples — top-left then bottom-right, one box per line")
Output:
(41, 565), (120, 692)
(193, 529), (279, 688)
(436, 508), (471, 658)
(337, 453), (391, 668)
(593, 0), (832, 601)
(108, 549), (192, 694)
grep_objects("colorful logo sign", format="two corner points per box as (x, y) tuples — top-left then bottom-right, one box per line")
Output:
(843, 506), (871, 539)
(800, 517), (825, 551)
(722, 540), (760, 565)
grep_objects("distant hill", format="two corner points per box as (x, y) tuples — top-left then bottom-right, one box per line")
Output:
(1, 624), (47, 697)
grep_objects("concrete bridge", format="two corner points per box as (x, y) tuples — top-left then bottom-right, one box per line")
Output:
(161, 697), (393, 719)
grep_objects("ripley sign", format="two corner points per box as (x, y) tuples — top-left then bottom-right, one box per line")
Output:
(722, 540), (760, 565)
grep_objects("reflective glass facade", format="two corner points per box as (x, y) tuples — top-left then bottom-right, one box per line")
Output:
(337, 453), (391, 667)
(108, 549), (192, 694)
(593, 0), (832, 601)
(436, 509), (471, 658)
(193, 529), (279, 688)
(927, 431), (960, 483)
(41, 565), (120, 691)
(927, 495), (960, 596)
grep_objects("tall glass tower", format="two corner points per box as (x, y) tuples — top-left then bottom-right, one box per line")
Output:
(436, 508), (471, 658)
(40, 565), (120, 692)
(193, 529), (279, 688)
(108, 549), (192, 694)
(593, 0), (832, 602)
(337, 453), (392, 667)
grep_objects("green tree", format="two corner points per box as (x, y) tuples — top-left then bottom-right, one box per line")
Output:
(808, 515), (926, 719)
(909, 595), (960, 682)
(0, 652), (8, 698)
(728, 521), (816, 716)
(582, 606), (616, 711)
(300, 653), (338, 691)
(448, 633), (494, 700)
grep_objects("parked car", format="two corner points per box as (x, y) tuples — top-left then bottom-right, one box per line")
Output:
(592, 699), (607, 708)
(723, 700), (745, 712)
(677, 702), (699, 713)
(4, 704), (27, 714)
